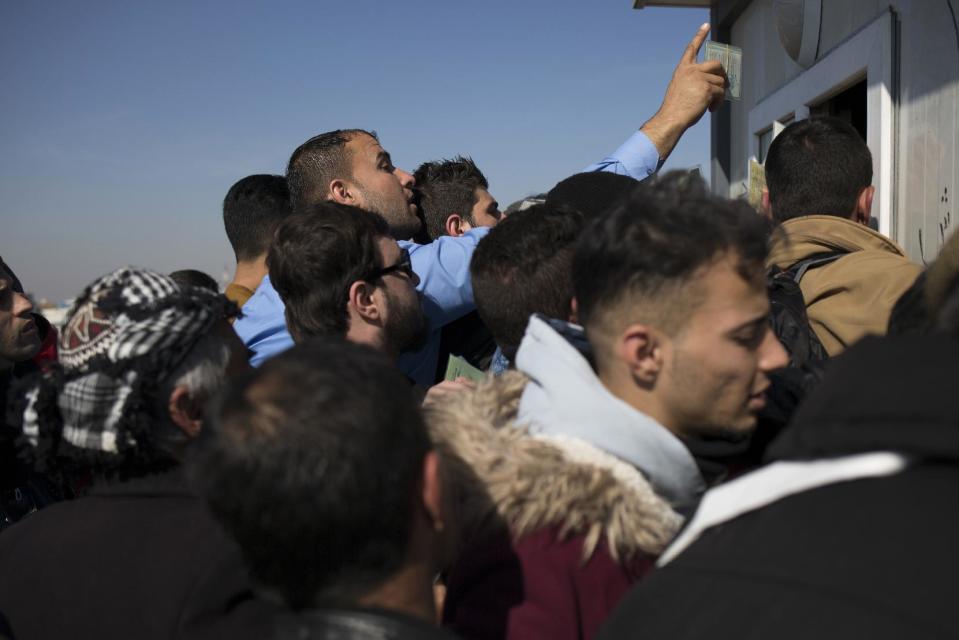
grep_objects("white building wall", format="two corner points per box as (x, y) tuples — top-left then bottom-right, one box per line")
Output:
(723, 0), (958, 261)
(895, 1), (958, 263)
(819, 0), (886, 53)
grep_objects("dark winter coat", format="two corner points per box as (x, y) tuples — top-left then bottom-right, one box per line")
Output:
(597, 334), (959, 640)
(0, 469), (277, 640)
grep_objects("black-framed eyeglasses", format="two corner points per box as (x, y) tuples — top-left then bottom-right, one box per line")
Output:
(366, 248), (417, 283)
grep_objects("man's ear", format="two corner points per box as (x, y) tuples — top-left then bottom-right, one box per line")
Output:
(616, 323), (663, 385)
(444, 214), (470, 237)
(329, 179), (355, 205)
(348, 280), (380, 322)
(854, 185), (875, 225)
(420, 451), (444, 533)
(761, 188), (773, 220)
(168, 385), (203, 439)
(568, 297), (579, 324)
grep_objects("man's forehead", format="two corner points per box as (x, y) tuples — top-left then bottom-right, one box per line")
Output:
(349, 133), (386, 158)
(690, 261), (768, 318)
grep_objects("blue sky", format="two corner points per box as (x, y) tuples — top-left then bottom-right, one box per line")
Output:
(1, 1), (710, 302)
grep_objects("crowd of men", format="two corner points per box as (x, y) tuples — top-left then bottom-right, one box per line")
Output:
(1, 23), (958, 640)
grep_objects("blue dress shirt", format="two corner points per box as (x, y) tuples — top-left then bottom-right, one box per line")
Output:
(582, 130), (662, 178)
(234, 227), (491, 386)
(232, 130), (660, 384)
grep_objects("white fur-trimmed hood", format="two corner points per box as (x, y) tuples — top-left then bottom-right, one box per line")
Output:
(424, 371), (684, 563)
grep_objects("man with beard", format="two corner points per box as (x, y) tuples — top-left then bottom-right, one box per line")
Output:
(267, 203), (428, 361)
(0, 267), (273, 639)
(234, 23), (728, 385)
(0, 256), (53, 531)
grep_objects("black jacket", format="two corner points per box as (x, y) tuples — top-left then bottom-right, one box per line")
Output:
(598, 335), (959, 640)
(273, 608), (459, 640)
(0, 469), (276, 640)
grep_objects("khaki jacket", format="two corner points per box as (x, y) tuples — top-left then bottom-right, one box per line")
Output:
(767, 215), (922, 356)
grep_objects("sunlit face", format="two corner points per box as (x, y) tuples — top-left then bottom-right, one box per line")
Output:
(0, 267), (41, 369)
(374, 236), (427, 354)
(654, 255), (788, 439)
(467, 187), (502, 230)
(346, 134), (422, 240)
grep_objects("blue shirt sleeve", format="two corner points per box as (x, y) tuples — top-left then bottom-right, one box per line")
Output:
(582, 130), (661, 180)
(400, 225), (490, 330)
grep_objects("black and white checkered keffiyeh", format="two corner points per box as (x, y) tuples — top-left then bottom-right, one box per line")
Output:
(14, 267), (237, 470)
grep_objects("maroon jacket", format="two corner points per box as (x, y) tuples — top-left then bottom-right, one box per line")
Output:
(444, 526), (655, 640)
(427, 372), (683, 640)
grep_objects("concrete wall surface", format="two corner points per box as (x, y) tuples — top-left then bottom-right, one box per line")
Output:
(720, 0), (958, 261)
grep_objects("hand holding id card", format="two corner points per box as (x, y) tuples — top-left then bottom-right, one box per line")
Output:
(704, 41), (742, 101)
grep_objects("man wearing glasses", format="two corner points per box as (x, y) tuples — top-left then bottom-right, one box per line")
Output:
(236, 24), (726, 383)
(267, 202), (428, 362)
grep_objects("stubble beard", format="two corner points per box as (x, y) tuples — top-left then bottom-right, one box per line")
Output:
(357, 185), (421, 241)
(387, 290), (429, 355)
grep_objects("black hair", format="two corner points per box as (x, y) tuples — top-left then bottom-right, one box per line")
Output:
(413, 156), (490, 240)
(222, 175), (292, 262)
(0, 256), (24, 293)
(546, 171), (639, 220)
(574, 171), (769, 335)
(470, 203), (584, 360)
(169, 269), (219, 292)
(268, 202), (389, 341)
(191, 338), (430, 609)
(287, 129), (377, 213)
(764, 116), (873, 222)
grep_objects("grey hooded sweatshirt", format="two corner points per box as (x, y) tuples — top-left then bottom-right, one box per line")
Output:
(515, 315), (706, 514)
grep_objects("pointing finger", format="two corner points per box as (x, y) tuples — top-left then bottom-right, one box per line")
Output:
(683, 22), (711, 64)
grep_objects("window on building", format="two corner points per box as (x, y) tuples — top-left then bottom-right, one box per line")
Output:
(810, 78), (867, 141)
(757, 127), (774, 164)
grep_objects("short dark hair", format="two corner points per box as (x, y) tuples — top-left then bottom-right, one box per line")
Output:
(470, 203), (584, 360)
(169, 269), (219, 292)
(764, 116), (873, 222)
(287, 129), (376, 213)
(413, 156), (489, 240)
(574, 171), (769, 347)
(268, 202), (389, 342)
(222, 174), (292, 262)
(546, 171), (639, 220)
(192, 338), (430, 609)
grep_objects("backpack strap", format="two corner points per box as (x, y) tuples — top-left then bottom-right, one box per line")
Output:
(789, 251), (847, 283)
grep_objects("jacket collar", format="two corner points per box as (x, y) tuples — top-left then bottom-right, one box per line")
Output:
(274, 607), (455, 640)
(768, 214), (908, 268)
(658, 451), (910, 567)
(515, 315), (705, 514)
